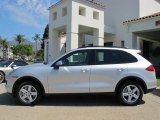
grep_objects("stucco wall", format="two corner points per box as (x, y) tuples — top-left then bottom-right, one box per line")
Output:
(101, 0), (140, 45)
(97, 0), (160, 47)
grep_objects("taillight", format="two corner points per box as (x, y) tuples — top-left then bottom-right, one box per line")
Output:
(146, 65), (155, 72)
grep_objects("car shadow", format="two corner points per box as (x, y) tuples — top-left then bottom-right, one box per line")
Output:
(0, 93), (21, 106)
(0, 93), (145, 107)
(152, 89), (160, 97)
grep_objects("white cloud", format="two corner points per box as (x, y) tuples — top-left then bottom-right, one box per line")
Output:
(1, 0), (56, 28)
(16, 0), (51, 17)
(5, 4), (41, 28)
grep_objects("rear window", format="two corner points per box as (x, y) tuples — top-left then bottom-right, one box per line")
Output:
(96, 50), (137, 65)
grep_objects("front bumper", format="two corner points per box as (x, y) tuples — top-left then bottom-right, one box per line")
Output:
(5, 83), (12, 94)
(5, 77), (14, 94)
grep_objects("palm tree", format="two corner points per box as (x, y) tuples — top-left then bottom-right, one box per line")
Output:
(32, 34), (41, 52)
(14, 34), (26, 44)
(0, 37), (10, 59)
(0, 37), (3, 58)
(0, 36), (3, 46)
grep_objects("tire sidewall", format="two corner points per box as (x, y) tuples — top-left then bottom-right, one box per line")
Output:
(118, 81), (143, 106)
(0, 71), (5, 83)
(16, 82), (42, 106)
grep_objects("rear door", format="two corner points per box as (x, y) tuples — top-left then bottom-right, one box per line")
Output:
(90, 49), (128, 93)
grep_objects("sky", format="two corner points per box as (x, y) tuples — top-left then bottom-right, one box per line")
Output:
(0, 0), (58, 42)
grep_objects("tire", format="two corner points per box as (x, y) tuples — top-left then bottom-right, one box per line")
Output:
(0, 71), (5, 84)
(117, 81), (143, 106)
(16, 81), (42, 105)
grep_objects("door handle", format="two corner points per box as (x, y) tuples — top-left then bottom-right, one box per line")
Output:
(81, 69), (90, 73)
(117, 68), (125, 72)
(81, 69), (86, 73)
(85, 69), (90, 71)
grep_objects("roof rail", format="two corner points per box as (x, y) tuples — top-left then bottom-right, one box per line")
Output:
(79, 45), (128, 49)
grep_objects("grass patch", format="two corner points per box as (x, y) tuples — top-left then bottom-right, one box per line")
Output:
(157, 78), (160, 87)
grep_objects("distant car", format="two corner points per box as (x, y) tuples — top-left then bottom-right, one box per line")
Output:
(34, 58), (43, 63)
(0, 59), (6, 63)
(0, 60), (28, 83)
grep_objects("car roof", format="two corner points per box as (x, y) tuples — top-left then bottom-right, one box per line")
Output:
(73, 47), (140, 53)
(48, 46), (141, 66)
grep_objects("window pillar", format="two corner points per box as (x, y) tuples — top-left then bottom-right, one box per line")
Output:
(93, 29), (104, 46)
(66, 24), (79, 52)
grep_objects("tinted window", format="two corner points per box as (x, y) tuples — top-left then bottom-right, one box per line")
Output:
(120, 51), (138, 63)
(96, 50), (137, 65)
(57, 50), (89, 66)
(13, 61), (27, 66)
(0, 60), (12, 67)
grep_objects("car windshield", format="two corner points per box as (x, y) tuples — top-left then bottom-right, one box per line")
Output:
(0, 60), (12, 67)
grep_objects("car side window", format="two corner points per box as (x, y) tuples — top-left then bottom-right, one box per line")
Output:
(58, 50), (89, 66)
(96, 50), (137, 65)
(120, 51), (138, 63)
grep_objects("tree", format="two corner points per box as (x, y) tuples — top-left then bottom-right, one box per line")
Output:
(32, 34), (41, 52)
(14, 34), (26, 44)
(41, 24), (49, 49)
(0, 36), (3, 43)
(36, 49), (44, 58)
(0, 36), (10, 59)
(0, 36), (4, 59)
(12, 44), (33, 58)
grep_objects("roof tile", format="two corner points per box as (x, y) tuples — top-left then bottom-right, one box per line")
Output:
(123, 12), (160, 24)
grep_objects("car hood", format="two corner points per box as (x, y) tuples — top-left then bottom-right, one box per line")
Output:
(16, 63), (48, 71)
(7, 63), (50, 77)
(0, 67), (8, 70)
(25, 63), (44, 67)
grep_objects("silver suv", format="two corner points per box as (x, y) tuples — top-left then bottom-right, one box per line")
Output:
(5, 47), (157, 105)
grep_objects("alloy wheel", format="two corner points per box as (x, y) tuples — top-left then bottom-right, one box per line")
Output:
(122, 85), (140, 104)
(19, 85), (38, 104)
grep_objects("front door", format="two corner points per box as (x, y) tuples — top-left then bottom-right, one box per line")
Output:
(48, 50), (91, 93)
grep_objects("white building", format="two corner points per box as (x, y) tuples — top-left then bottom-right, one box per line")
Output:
(47, 0), (160, 67)
(0, 47), (13, 60)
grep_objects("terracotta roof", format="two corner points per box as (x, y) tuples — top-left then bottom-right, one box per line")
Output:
(123, 12), (160, 24)
(49, 0), (105, 10)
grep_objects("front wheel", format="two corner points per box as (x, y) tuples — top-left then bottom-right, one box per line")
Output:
(16, 82), (42, 105)
(117, 81), (143, 106)
(0, 71), (5, 84)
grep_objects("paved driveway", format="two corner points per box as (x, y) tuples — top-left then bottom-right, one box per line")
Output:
(0, 84), (160, 120)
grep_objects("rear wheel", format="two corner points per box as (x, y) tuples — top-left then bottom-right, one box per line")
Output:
(117, 81), (143, 106)
(16, 82), (42, 105)
(0, 71), (5, 83)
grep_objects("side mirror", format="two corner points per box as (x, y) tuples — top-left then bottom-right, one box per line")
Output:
(54, 61), (63, 69)
(11, 65), (17, 69)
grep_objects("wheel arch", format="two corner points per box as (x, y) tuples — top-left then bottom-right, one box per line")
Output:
(0, 70), (5, 83)
(12, 76), (45, 97)
(115, 76), (147, 94)
(0, 70), (5, 76)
